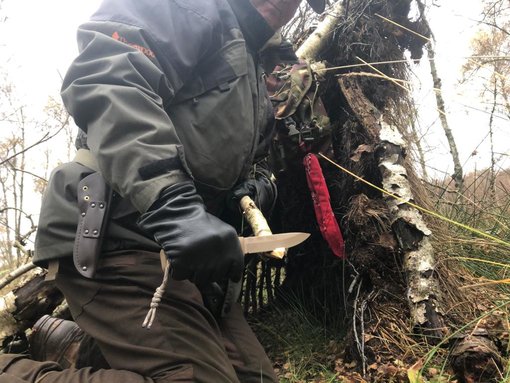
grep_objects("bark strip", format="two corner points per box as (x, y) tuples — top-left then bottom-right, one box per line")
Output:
(339, 77), (446, 341)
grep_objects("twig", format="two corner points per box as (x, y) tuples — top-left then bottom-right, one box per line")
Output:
(355, 56), (410, 92)
(0, 126), (66, 166)
(352, 279), (367, 376)
(338, 71), (410, 85)
(374, 13), (431, 42)
(13, 240), (30, 259)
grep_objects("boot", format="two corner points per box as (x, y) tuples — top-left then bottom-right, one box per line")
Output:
(29, 315), (84, 369)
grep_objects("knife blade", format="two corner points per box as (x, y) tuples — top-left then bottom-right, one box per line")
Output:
(160, 232), (310, 269)
(238, 232), (310, 254)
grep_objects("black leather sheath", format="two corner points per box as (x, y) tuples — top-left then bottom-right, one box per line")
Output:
(73, 172), (112, 278)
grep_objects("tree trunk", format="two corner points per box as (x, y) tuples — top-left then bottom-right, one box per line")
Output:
(339, 77), (446, 340)
(416, 0), (463, 189)
(296, 1), (344, 61)
(426, 43), (464, 190)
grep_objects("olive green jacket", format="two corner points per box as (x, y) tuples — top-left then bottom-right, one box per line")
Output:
(34, 0), (278, 266)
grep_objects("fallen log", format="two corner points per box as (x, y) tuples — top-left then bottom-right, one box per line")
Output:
(0, 263), (37, 290)
(0, 268), (64, 352)
(339, 76), (447, 341)
(294, 2), (448, 340)
(450, 328), (504, 383)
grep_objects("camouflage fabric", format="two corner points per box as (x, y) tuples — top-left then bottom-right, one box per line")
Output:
(268, 62), (330, 141)
(266, 61), (331, 169)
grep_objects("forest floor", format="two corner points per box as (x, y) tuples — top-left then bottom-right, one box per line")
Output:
(253, 291), (509, 382)
(252, 170), (510, 382)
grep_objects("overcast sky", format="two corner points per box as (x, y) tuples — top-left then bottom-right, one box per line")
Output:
(0, 0), (508, 179)
(0, 0), (99, 109)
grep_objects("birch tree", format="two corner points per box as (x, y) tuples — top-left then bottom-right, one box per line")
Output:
(0, 82), (72, 271)
(463, 0), (510, 199)
(416, 0), (464, 190)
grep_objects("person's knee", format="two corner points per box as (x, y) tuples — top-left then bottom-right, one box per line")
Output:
(0, 354), (62, 382)
(152, 365), (194, 383)
(0, 371), (30, 383)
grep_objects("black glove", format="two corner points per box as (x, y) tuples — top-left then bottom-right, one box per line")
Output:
(228, 168), (277, 217)
(138, 182), (244, 285)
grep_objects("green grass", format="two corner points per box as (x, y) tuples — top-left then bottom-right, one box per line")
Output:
(252, 169), (510, 382)
(251, 289), (347, 382)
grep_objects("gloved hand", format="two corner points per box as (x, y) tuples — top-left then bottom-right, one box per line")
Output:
(137, 181), (244, 285)
(228, 168), (277, 217)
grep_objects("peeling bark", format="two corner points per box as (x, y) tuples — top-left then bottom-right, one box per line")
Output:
(339, 77), (446, 341)
(377, 122), (446, 342)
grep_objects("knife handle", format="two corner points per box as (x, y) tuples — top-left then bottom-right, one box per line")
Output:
(238, 236), (247, 255)
(239, 196), (286, 259)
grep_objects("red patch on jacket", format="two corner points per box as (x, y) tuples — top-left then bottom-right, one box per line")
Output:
(112, 31), (155, 59)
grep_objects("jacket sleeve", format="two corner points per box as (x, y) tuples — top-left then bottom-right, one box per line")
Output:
(61, 4), (214, 213)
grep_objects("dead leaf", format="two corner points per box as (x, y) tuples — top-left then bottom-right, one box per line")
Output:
(407, 359), (425, 383)
(364, 333), (375, 342)
(350, 144), (374, 162)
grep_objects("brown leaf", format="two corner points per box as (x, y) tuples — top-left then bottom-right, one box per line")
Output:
(378, 232), (397, 250)
(350, 144), (374, 162)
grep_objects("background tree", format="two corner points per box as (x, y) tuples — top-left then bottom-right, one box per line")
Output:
(0, 80), (71, 272)
(463, 0), (510, 199)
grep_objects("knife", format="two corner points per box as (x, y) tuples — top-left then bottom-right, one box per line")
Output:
(238, 232), (310, 255)
(216, 232), (310, 318)
(159, 232), (310, 319)
(160, 232), (310, 269)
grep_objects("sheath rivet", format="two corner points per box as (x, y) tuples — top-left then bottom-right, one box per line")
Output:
(81, 212), (86, 217)
(84, 229), (89, 234)
(93, 230), (98, 235)
(99, 203), (104, 209)
(91, 203), (96, 208)
(82, 266), (87, 271)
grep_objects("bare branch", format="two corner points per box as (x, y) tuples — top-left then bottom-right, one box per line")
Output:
(0, 263), (38, 290)
(0, 125), (66, 166)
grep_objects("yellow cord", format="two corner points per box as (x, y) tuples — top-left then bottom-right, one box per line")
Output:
(318, 153), (510, 249)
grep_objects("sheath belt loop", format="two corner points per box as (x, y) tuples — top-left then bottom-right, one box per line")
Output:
(72, 149), (112, 279)
(45, 260), (59, 281)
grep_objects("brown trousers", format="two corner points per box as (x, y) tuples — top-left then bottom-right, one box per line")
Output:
(0, 251), (277, 383)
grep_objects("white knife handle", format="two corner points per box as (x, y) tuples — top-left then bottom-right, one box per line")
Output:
(239, 196), (286, 259)
(238, 236), (247, 255)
